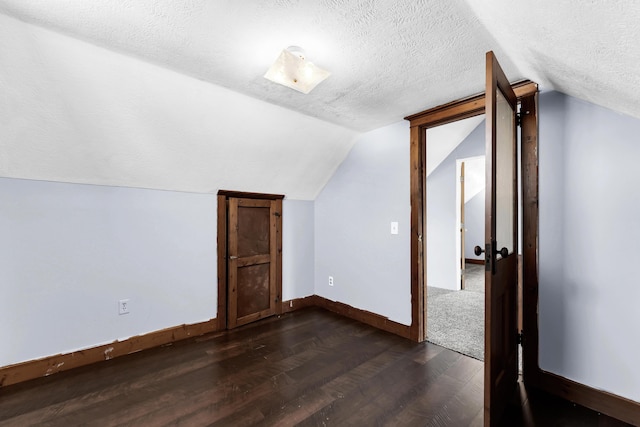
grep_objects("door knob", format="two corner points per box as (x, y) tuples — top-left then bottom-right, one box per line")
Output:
(475, 245), (508, 258)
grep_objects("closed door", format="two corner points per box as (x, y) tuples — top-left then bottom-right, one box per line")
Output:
(227, 197), (282, 328)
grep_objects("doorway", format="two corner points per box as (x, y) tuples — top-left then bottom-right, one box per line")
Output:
(216, 191), (283, 330)
(424, 115), (486, 360)
(406, 61), (538, 426)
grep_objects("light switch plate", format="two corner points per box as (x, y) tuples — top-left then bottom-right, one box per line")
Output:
(391, 222), (399, 235)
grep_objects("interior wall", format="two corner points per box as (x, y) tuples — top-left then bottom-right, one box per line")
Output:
(0, 13), (358, 200)
(426, 120), (484, 290)
(0, 13), (330, 368)
(539, 91), (640, 402)
(314, 121), (411, 325)
(0, 179), (317, 368)
(464, 189), (485, 262)
(0, 178), (217, 367)
(282, 200), (315, 301)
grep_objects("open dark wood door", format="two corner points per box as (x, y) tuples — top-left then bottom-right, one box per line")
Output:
(484, 51), (519, 426)
(227, 197), (281, 328)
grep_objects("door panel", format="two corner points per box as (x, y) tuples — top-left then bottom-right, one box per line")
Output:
(484, 51), (519, 426)
(237, 202), (270, 256)
(228, 197), (279, 328)
(495, 90), (515, 256)
(237, 263), (271, 318)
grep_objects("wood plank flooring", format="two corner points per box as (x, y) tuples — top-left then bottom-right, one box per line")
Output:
(0, 308), (632, 426)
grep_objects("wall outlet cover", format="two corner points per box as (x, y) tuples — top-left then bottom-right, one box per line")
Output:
(118, 299), (130, 315)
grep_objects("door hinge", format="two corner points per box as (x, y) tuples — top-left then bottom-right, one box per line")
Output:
(517, 110), (531, 127)
(517, 331), (524, 345)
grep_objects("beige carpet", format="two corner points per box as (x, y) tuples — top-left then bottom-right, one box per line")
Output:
(426, 264), (485, 360)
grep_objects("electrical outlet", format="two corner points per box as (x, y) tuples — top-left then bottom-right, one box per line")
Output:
(118, 299), (130, 315)
(328, 276), (334, 286)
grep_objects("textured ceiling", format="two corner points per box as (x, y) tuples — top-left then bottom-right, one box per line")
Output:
(0, 0), (521, 132)
(1, 1), (639, 198)
(2, 0), (637, 131)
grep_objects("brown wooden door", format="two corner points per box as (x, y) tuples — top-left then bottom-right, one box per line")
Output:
(227, 197), (281, 328)
(460, 161), (466, 290)
(484, 51), (519, 426)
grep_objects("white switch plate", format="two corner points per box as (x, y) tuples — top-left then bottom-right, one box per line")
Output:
(390, 222), (399, 235)
(118, 299), (130, 315)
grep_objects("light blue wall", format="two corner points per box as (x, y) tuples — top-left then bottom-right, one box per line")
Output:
(282, 200), (315, 300)
(4, 89), (638, 403)
(464, 189), (485, 262)
(0, 178), (217, 366)
(539, 91), (640, 402)
(0, 178), (316, 367)
(314, 90), (640, 402)
(314, 121), (411, 325)
(426, 121), (485, 289)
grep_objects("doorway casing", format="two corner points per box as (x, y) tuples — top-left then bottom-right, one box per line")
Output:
(217, 190), (284, 330)
(404, 79), (538, 367)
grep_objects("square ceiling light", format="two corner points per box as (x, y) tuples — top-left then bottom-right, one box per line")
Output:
(264, 46), (331, 94)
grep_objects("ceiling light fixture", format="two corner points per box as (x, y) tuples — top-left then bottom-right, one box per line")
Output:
(264, 46), (331, 94)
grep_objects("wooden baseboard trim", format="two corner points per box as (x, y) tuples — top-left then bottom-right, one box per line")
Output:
(0, 318), (218, 388)
(312, 295), (411, 339)
(532, 369), (640, 425)
(280, 296), (318, 314)
(464, 258), (484, 265)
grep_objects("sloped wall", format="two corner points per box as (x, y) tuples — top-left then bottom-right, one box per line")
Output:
(0, 13), (330, 367)
(0, 13), (357, 200)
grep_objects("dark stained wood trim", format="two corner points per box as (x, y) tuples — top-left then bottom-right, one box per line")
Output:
(216, 194), (228, 331)
(217, 192), (284, 330)
(404, 80), (537, 129)
(313, 296), (412, 339)
(409, 125), (426, 342)
(484, 51), (521, 426)
(532, 370), (640, 426)
(0, 318), (218, 388)
(465, 258), (484, 265)
(406, 80), (538, 347)
(274, 199), (283, 315)
(520, 93), (539, 385)
(280, 296), (318, 314)
(217, 190), (284, 200)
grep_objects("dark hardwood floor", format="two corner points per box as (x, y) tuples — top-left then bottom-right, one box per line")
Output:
(0, 308), (632, 426)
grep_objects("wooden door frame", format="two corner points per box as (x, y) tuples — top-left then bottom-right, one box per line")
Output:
(406, 81), (640, 425)
(216, 190), (284, 330)
(403, 79), (538, 354)
(459, 161), (465, 290)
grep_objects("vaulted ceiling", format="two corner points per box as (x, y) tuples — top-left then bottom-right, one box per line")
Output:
(1, 1), (639, 198)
